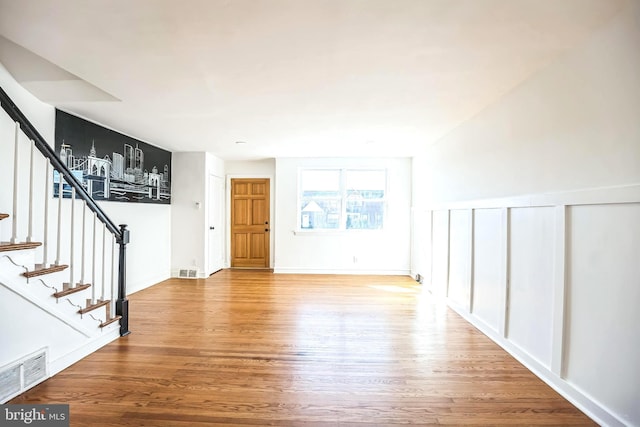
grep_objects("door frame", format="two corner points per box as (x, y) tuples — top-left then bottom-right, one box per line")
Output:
(207, 173), (225, 275)
(225, 174), (275, 269)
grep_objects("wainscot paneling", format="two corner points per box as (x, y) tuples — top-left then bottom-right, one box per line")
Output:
(507, 206), (555, 369)
(447, 209), (472, 311)
(565, 202), (640, 424)
(412, 184), (640, 427)
(430, 210), (450, 297)
(471, 208), (504, 333)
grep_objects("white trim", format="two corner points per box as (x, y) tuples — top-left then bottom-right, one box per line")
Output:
(428, 183), (640, 211)
(448, 304), (629, 427)
(418, 183), (640, 427)
(499, 207), (509, 338)
(274, 267), (411, 275)
(551, 205), (567, 376)
(467, 209), (474, 313)
(49, 328), (120, 376)
(427, 209), (434, 294)
(127, 273), (171, 295)
(292, 229), (385, 236)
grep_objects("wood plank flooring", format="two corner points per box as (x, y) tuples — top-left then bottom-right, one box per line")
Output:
(11, 270), (595, 426)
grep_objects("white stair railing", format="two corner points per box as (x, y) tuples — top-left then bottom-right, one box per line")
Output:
(1, 85), (130, 336)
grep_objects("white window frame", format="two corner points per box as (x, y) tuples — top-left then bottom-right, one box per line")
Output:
(296, 168), (387, 232)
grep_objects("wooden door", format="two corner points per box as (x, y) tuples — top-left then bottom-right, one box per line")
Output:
(230, 178), (270, 268)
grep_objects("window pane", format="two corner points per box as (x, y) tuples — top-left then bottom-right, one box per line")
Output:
(300, 170), (342, 229)
(345, 170), (385, 192)
(346, 200), (384, 229)
(345, 170), (385, 229)
(300, 198), (341, 229)
(301, 170), (340, 192)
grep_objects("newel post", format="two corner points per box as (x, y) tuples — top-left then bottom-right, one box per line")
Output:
(116, 224), (131, 336)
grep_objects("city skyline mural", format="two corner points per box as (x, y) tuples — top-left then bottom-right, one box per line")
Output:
(54, 110), (171, 204)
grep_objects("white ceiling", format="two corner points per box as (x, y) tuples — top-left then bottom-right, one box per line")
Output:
(0, 0), (626, 160)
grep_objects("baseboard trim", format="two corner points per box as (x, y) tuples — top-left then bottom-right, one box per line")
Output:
(274, 268), (411, 275)
(129, 273), (171, 294)
(49, 327), (120, 376)
(447, 303), (629, 427)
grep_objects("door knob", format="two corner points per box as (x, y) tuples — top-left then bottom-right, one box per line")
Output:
(265, 228), (270, 232)
(210, 226), (215, 230)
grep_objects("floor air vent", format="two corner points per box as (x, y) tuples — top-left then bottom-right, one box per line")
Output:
(0, 349), (48, 403)
(179, 269), (198, 279)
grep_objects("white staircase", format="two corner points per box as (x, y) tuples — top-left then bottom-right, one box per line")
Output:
(0, 85), (129, 403)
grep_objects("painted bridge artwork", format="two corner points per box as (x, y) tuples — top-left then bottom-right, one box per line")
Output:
(54, 110), (171, 204)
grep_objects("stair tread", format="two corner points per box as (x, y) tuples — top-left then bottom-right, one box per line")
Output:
(79, 299), (109, 315)
(100, 315), (122, 328)
(53, 283), (91, 298)
(23, 264), (69, 278)
(0, 241), (42, 252)
(0, 213), (8, 220)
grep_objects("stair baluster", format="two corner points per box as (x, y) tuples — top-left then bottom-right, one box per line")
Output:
(27, 139), (35, 243)
(42, 161), (50, 268)
(101, 226), (106, 301)
(91, 212), (97, 305)
(111, 236), (116, 318)
(11, 122), (19, 244)
(81, 203), (86, 285)
(1, 84), (129, 336)
(69, 187), (76, 288)
(55, 175), (63, 266)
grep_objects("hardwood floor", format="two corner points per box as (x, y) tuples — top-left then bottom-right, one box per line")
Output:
(11, 270), (595, 426)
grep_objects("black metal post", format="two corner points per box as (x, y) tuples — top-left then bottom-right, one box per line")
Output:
(116, 224), (131, 336)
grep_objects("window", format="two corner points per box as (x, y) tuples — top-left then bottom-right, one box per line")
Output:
(299, 169), (386, 230)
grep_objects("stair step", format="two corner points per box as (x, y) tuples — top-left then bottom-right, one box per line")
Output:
(0, 241), (42, 252)
(79, 299), (109, 315)
(100, 315), (122, 328)
(23, 264), (69, 278)
(53, 283), (91, 298)
(0, 213), (8, 220)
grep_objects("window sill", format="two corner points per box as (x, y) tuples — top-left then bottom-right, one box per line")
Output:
(292, 229), (384, 236)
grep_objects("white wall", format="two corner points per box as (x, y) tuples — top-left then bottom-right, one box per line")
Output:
(413, 4), (640, 207)
(275, 157), (411, 275)
(225, 159), (276, 176)
(411, 3), (640, 426)
(101, 202), (171, 293)
(171, 151), (224, 277)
